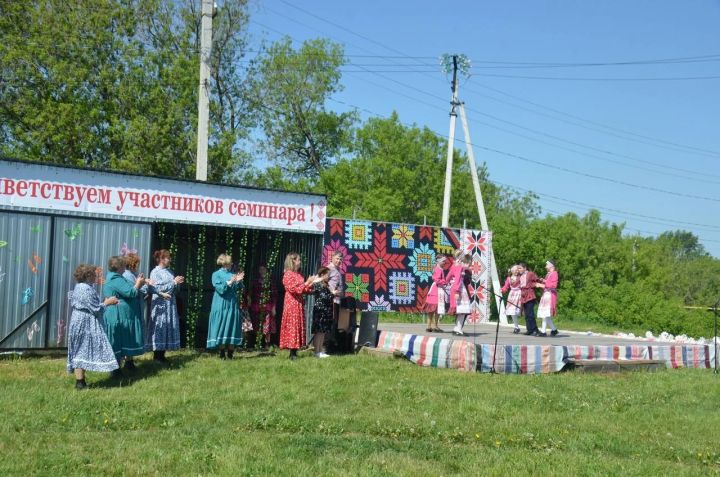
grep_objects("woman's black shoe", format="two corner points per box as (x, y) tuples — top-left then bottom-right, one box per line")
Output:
(75, 379), (87, 390)
(123, 360), (136, 370)
(551, 329), (559, 337)
(219, 349), (226, 360)
(227, 350), (234, 360)
(110, 369), (123, 379)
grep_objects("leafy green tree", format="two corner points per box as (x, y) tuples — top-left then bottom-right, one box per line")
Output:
(317, 112), (535, 229)
(249, 37), (356, 181)
(0, 0), (253, 182)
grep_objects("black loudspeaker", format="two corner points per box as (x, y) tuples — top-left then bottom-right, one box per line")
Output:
(356, 311), (379, 349)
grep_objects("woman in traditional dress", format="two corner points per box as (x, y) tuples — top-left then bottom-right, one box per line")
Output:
(207, 254), (245, 359)
(103, 256), (146, 375)
(423, 255), (450, 333)
(536, 260), (559, 337)
(311, 266), (336, 358)
(279, 252), (317, 360)
(67, 264), (119, 389)
(146, 249), (185, 361)
(501, 265), (523, 334)
(248, 264), (277, 348)
(120, 253), (168, 369)
(448, 253), (473, 336)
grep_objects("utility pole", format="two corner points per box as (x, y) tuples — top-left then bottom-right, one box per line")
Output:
(458, 102), (507, 321)
(441, 55), (459, 228)
(439, 54), (506, 323)
(195, 0), (214, 181)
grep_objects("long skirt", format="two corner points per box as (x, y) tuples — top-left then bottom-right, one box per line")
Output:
(67, 311), (119, 373)
(506, 288), (522, 316)
(537, 290), (558, 318)
(279, 304), (306, 350)
(206, 301), (243, 349)
(452, 285), (472, 315)
(422, 285), (449, 314)
(104, 307), (145, 359)
(145, 297), (181, 351)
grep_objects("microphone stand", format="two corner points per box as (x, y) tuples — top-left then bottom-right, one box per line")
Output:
(476, 283), (523, 374)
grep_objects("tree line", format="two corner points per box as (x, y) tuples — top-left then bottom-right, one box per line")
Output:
(2, 0), (717, 337)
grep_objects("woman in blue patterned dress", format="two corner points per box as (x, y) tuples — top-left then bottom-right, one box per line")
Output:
(121, 253), (171, 370)
(206, 254), (245, 359)
(103, 256), (146, 375)
(146, 249), (185, 361)
(67, 264), (119, 390)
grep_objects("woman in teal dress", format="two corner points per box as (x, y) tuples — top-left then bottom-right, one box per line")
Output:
(103, 255), (146, 375)
(207, 254), (245, 359)
(121, 253), (170, 370)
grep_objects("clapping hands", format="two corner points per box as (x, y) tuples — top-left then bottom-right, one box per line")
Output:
(227, 272), (244, 286)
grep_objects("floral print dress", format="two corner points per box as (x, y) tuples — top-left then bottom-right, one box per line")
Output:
(66, 282), (119, 373)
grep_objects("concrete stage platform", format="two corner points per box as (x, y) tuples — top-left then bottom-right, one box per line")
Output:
(373, 322), (716, 374)
(379, 322), (658, 347)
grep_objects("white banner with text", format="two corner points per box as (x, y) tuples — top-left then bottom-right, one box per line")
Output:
(0, 161), (326, 233)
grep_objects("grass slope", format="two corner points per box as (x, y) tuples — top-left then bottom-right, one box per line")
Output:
(1, 351), (718, 476)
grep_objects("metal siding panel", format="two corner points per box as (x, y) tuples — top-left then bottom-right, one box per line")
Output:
(49, 218), (152, 347)
(0, 212), (51, 348)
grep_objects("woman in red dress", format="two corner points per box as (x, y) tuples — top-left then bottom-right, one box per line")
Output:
(279, 252), (318, 360)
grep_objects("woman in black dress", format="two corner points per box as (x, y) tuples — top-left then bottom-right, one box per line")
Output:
(311, 267), (337, 358)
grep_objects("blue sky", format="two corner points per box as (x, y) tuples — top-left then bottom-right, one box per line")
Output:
(246, 0), (720, 256)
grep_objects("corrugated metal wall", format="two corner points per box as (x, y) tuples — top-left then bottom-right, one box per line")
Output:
(49, 217), (151, 347)
(0, 211), (320, 350)
(0, 212), (52, 348)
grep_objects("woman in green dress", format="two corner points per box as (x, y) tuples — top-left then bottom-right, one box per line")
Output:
(103, 255), (146, 376)
(207, 254), (245, 359)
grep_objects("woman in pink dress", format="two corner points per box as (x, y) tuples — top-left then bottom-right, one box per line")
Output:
(501, 265), (523, 333)
(536, 260), (559, 337)
(422, 255), (451, 332)
(279, 252), (318, 360)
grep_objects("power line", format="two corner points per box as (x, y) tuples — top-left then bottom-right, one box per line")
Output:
(461, 83), (720, 159)
(327, 96), (720, 237)
(475, 72), (720, 81)
(333, 94), (720, 244)
(476, 144), (720, 203)
(541, 207), (720, 244)
(340, 65), (720, 182)
(255, 10), (720, 201)
(494, 182), (720, 230)
(261, 61), (720, 202)
(253, 23), (720, 181)
(264, 2), (720, 164)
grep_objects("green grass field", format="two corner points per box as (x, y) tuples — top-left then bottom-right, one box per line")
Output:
(1, 350), (718, 476)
